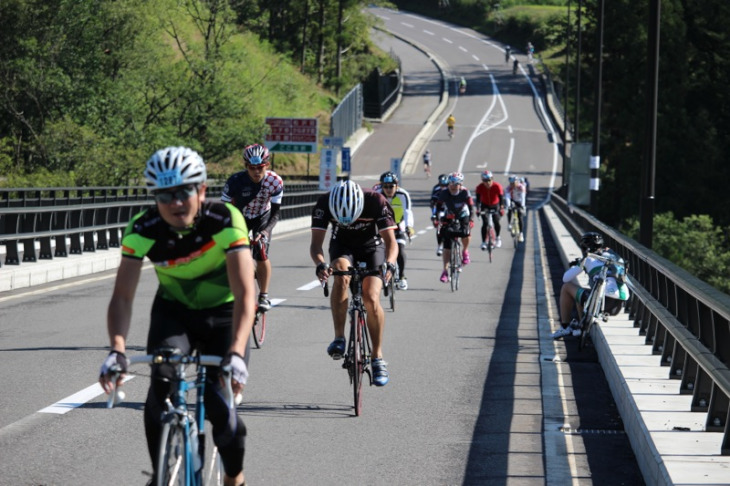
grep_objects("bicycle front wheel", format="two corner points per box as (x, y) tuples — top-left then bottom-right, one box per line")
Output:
(388, 278), (396, 312)
(352, 309), (367, 416)
(488, 227), (496, 263)
(156, 418), (187, 486)
(252, 310), (266, 348)
(450, 241), (461, 292)
(579, 282), (604, 351)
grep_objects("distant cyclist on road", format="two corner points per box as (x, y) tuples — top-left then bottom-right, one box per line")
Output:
(221, 143), (284, 312)
(423, 149), (432, 178)
(474, 170), (506, 249)
(99, 146), (256, 486)
(505, 175), (527, 242)
(310, 180), (398, 386)
(552, 231), (630, 339)
(374, 171), (415, 290)
(446, 114), (456, 138)
(432, 172), (476, 282)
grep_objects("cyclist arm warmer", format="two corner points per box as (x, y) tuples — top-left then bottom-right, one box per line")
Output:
(259, 203), (281, 238)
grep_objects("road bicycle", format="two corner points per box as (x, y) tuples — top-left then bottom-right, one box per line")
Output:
(107, 349), (235, 486)
(442, 219), (463, 292)
(324, 262), (374, 416)
(480, 207), (499, 263)
(508, 204), (522, 248)
(577, 252), (628, 351)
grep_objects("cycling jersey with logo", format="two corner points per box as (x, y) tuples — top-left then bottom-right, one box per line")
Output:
(121, 201), (250, 309)
(221, 171), (284, 220)
(311, 189), (396, 246)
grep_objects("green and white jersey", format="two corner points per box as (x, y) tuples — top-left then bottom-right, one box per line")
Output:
(121, 202), (250, 309)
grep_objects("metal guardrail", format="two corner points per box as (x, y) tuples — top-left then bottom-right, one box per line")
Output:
(550, 193), (730, 455)
(0, 183), (324, 266)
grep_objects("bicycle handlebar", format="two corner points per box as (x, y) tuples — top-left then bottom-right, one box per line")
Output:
(106, 353), (235, 409)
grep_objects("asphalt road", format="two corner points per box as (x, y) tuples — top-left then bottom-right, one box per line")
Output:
(0, 8), (643, 486)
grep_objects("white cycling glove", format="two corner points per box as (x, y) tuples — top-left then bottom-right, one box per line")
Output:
(221, 352), (249, 385)
(99, 350), (128, 378)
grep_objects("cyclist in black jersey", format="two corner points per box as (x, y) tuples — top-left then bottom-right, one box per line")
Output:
(430, 174), (449, 256)
(99, 146), (256, 486)
(221, 143), (284, 312)
(310, 180), (398, 386)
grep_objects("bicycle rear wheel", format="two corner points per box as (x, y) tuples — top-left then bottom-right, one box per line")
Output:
(156, 418), (187, 486)
(352, 309), (367, 416)
(579, 282), (604, 351)
(252, 309), (266, 348)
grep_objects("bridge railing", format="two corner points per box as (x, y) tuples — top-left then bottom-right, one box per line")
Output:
(550, 193), (730, 455)
(0, 182), (323, 266)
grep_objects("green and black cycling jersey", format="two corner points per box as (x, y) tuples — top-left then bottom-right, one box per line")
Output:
(121, 201), (250, 310)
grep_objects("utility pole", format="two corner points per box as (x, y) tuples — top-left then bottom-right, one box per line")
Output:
(562, 0), (571, 189)
(590, 0), (604, 213)
(640, 0), (661, 249)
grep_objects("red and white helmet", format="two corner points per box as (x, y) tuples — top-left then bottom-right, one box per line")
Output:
(243, 144), (270, 165)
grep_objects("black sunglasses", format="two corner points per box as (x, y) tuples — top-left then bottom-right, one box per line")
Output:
(382, 184), (396, 189)
(153, 185), (197, 204)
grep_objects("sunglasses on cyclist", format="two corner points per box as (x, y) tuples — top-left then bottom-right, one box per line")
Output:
(246, 164), (267, 171)
(382, 184), (396, 189)
(153, 185), (198, 204)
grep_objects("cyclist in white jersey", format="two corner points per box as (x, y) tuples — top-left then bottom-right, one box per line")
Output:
(504, 175), (527, 242)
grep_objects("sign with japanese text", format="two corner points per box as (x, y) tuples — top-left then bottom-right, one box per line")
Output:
(265, 118), (318, 153)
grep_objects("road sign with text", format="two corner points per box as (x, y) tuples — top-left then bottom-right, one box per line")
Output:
(265, 118), (318, 153)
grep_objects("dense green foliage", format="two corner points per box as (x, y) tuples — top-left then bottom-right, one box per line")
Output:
(0, 0), (394, 185)
(626, 212), (730, 294)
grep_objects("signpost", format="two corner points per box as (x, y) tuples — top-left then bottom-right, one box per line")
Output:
(265, 118), (318, 153)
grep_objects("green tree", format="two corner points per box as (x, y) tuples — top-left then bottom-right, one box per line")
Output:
(625, 212), (730, 294)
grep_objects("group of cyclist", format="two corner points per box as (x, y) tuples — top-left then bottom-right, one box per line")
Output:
(96, 140), (579, 485)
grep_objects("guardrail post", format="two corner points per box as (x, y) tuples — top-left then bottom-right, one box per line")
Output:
(706, 384), (729, 432)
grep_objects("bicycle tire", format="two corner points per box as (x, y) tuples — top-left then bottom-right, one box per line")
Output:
(252, 309), (266, 348)
(388, 278), (395, 312)
(156, 418), (187, 486)
(352, 308), (366, 416)
(579, 281), (605, 351)
(488, 226), (496, 263)
(511, 212), (520, 248)
(450, 239), (461, 292)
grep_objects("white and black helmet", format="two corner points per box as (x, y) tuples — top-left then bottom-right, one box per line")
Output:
(328, 180), (365, 226)
(144, 146), (207, 189)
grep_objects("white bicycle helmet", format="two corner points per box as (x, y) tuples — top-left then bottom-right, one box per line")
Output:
(328, 180), (365, 226)
(144, 146), (207, 189)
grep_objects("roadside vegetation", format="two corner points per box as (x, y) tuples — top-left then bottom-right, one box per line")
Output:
(392, 0), (730, 294)
(0, 0), (396, 186)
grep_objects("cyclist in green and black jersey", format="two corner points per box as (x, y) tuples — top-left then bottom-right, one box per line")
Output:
(99, 146), (256, 486)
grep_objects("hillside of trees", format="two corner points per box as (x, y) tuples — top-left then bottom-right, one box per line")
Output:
(0, 0), (395, 186)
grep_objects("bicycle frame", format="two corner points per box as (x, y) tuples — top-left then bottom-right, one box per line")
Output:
(107, 352), (233, 486)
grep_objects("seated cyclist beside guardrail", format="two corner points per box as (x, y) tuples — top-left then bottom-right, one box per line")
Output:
(552, 231), (631, 339)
